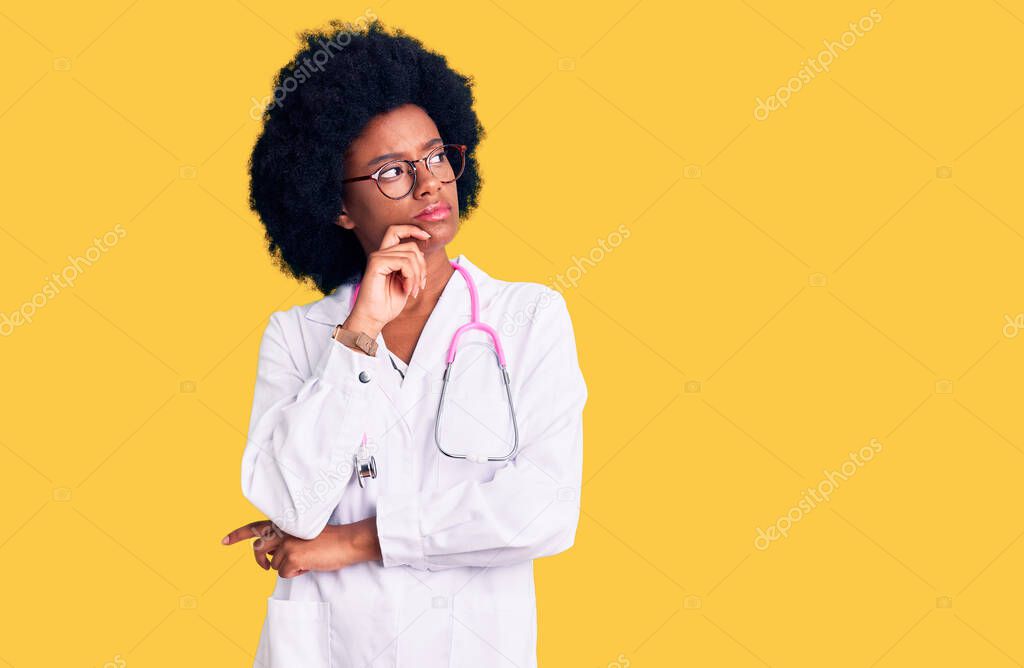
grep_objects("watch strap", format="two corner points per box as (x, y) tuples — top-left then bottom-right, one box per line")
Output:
(332, 324), (378, 356)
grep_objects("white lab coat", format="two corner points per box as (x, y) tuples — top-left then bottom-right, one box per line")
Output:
(241, 254), (587, 667)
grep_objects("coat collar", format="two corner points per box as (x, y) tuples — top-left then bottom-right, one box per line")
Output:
(304, 253), (499, 384)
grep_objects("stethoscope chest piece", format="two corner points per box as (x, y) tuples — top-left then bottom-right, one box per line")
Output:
(354, 432), (377, 488)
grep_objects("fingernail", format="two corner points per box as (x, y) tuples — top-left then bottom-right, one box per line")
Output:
(221, 536), (229, 544)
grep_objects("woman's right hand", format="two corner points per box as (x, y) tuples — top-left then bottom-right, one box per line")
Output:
(343, 224), (430, 337)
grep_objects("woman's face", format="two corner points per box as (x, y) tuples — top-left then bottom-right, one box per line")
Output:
(337, 103), (461, 255)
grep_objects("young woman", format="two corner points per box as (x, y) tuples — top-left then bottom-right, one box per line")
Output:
(223, 19), (587, 668)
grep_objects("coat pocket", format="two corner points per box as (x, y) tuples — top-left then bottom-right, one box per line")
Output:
(265, 598), (332, 668)
(450, 599), (534, 668)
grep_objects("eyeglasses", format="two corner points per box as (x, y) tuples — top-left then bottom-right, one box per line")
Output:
(342, 143), (467, 200)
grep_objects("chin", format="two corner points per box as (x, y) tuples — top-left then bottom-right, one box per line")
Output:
(416, 216), (458, 244)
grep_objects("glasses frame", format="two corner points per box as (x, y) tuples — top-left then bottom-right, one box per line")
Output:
(342, 143), (468, 200)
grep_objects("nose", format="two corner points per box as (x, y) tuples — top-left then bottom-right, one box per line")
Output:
(413, 159), (442, 199)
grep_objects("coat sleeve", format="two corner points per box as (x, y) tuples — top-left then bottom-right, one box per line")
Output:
(240, 311), (381, 540)
(374, 289), (587, 570)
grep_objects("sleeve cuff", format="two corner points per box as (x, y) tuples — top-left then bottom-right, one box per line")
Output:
(376, 492), (427, 570)
(313, 337), (381, 401)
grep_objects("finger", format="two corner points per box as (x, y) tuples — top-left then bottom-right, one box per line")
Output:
(279, 556), (300, 579)
(254, 538), (281, 570)
(380, 249), (423, 297)
(252, 523), (282, 551)
(253, 545), (270, 570)
(369, 250), (417, 290)
(384, 245), (426, 294)
(370, 253), (419, 300)
(392, 256), (416, 297)
(376, 241), (427, 256)
(375, 245), (425, 273)
(222, 521), (270, 545)
(405, 246), (426, 297)
(379, 224), (431, 250)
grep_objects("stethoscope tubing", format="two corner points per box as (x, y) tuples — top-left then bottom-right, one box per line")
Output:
(348, 259), (520, 485)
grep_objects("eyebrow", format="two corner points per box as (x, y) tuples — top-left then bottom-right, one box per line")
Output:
(366, 137), (443, 168)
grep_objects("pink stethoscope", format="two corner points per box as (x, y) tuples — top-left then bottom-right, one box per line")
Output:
(348, 259), (520, 486)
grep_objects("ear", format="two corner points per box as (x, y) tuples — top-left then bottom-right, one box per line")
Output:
(336, 206), (356, 230)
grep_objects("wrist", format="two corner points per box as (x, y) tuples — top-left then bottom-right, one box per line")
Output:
(348, 517), (382, 564)
(342, 312), (384, 340)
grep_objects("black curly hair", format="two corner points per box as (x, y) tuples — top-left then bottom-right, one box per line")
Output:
(247, 17), (485, 296)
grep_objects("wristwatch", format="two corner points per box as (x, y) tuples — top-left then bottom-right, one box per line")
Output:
(332, 324), (378, 356)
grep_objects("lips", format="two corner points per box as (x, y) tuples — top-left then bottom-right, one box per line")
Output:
(414, 201), (451, 221)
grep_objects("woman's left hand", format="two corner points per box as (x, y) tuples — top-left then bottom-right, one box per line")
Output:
(222, 518), (381, 578)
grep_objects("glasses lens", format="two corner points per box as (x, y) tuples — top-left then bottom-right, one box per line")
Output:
(426, 145), (465, 183)
(376, 161), (415, 199)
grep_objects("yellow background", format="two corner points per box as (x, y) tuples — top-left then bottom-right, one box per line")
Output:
(2, 0), (1023, 665)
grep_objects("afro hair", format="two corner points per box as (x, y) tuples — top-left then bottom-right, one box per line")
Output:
(247, 17), (485, 295)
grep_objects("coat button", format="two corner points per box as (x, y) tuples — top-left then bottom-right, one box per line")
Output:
(358, 371), (371, 383)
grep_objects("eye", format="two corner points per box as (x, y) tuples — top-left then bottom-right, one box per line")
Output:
(379, 164), (405, 180)
(428, 151), (446, 165)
